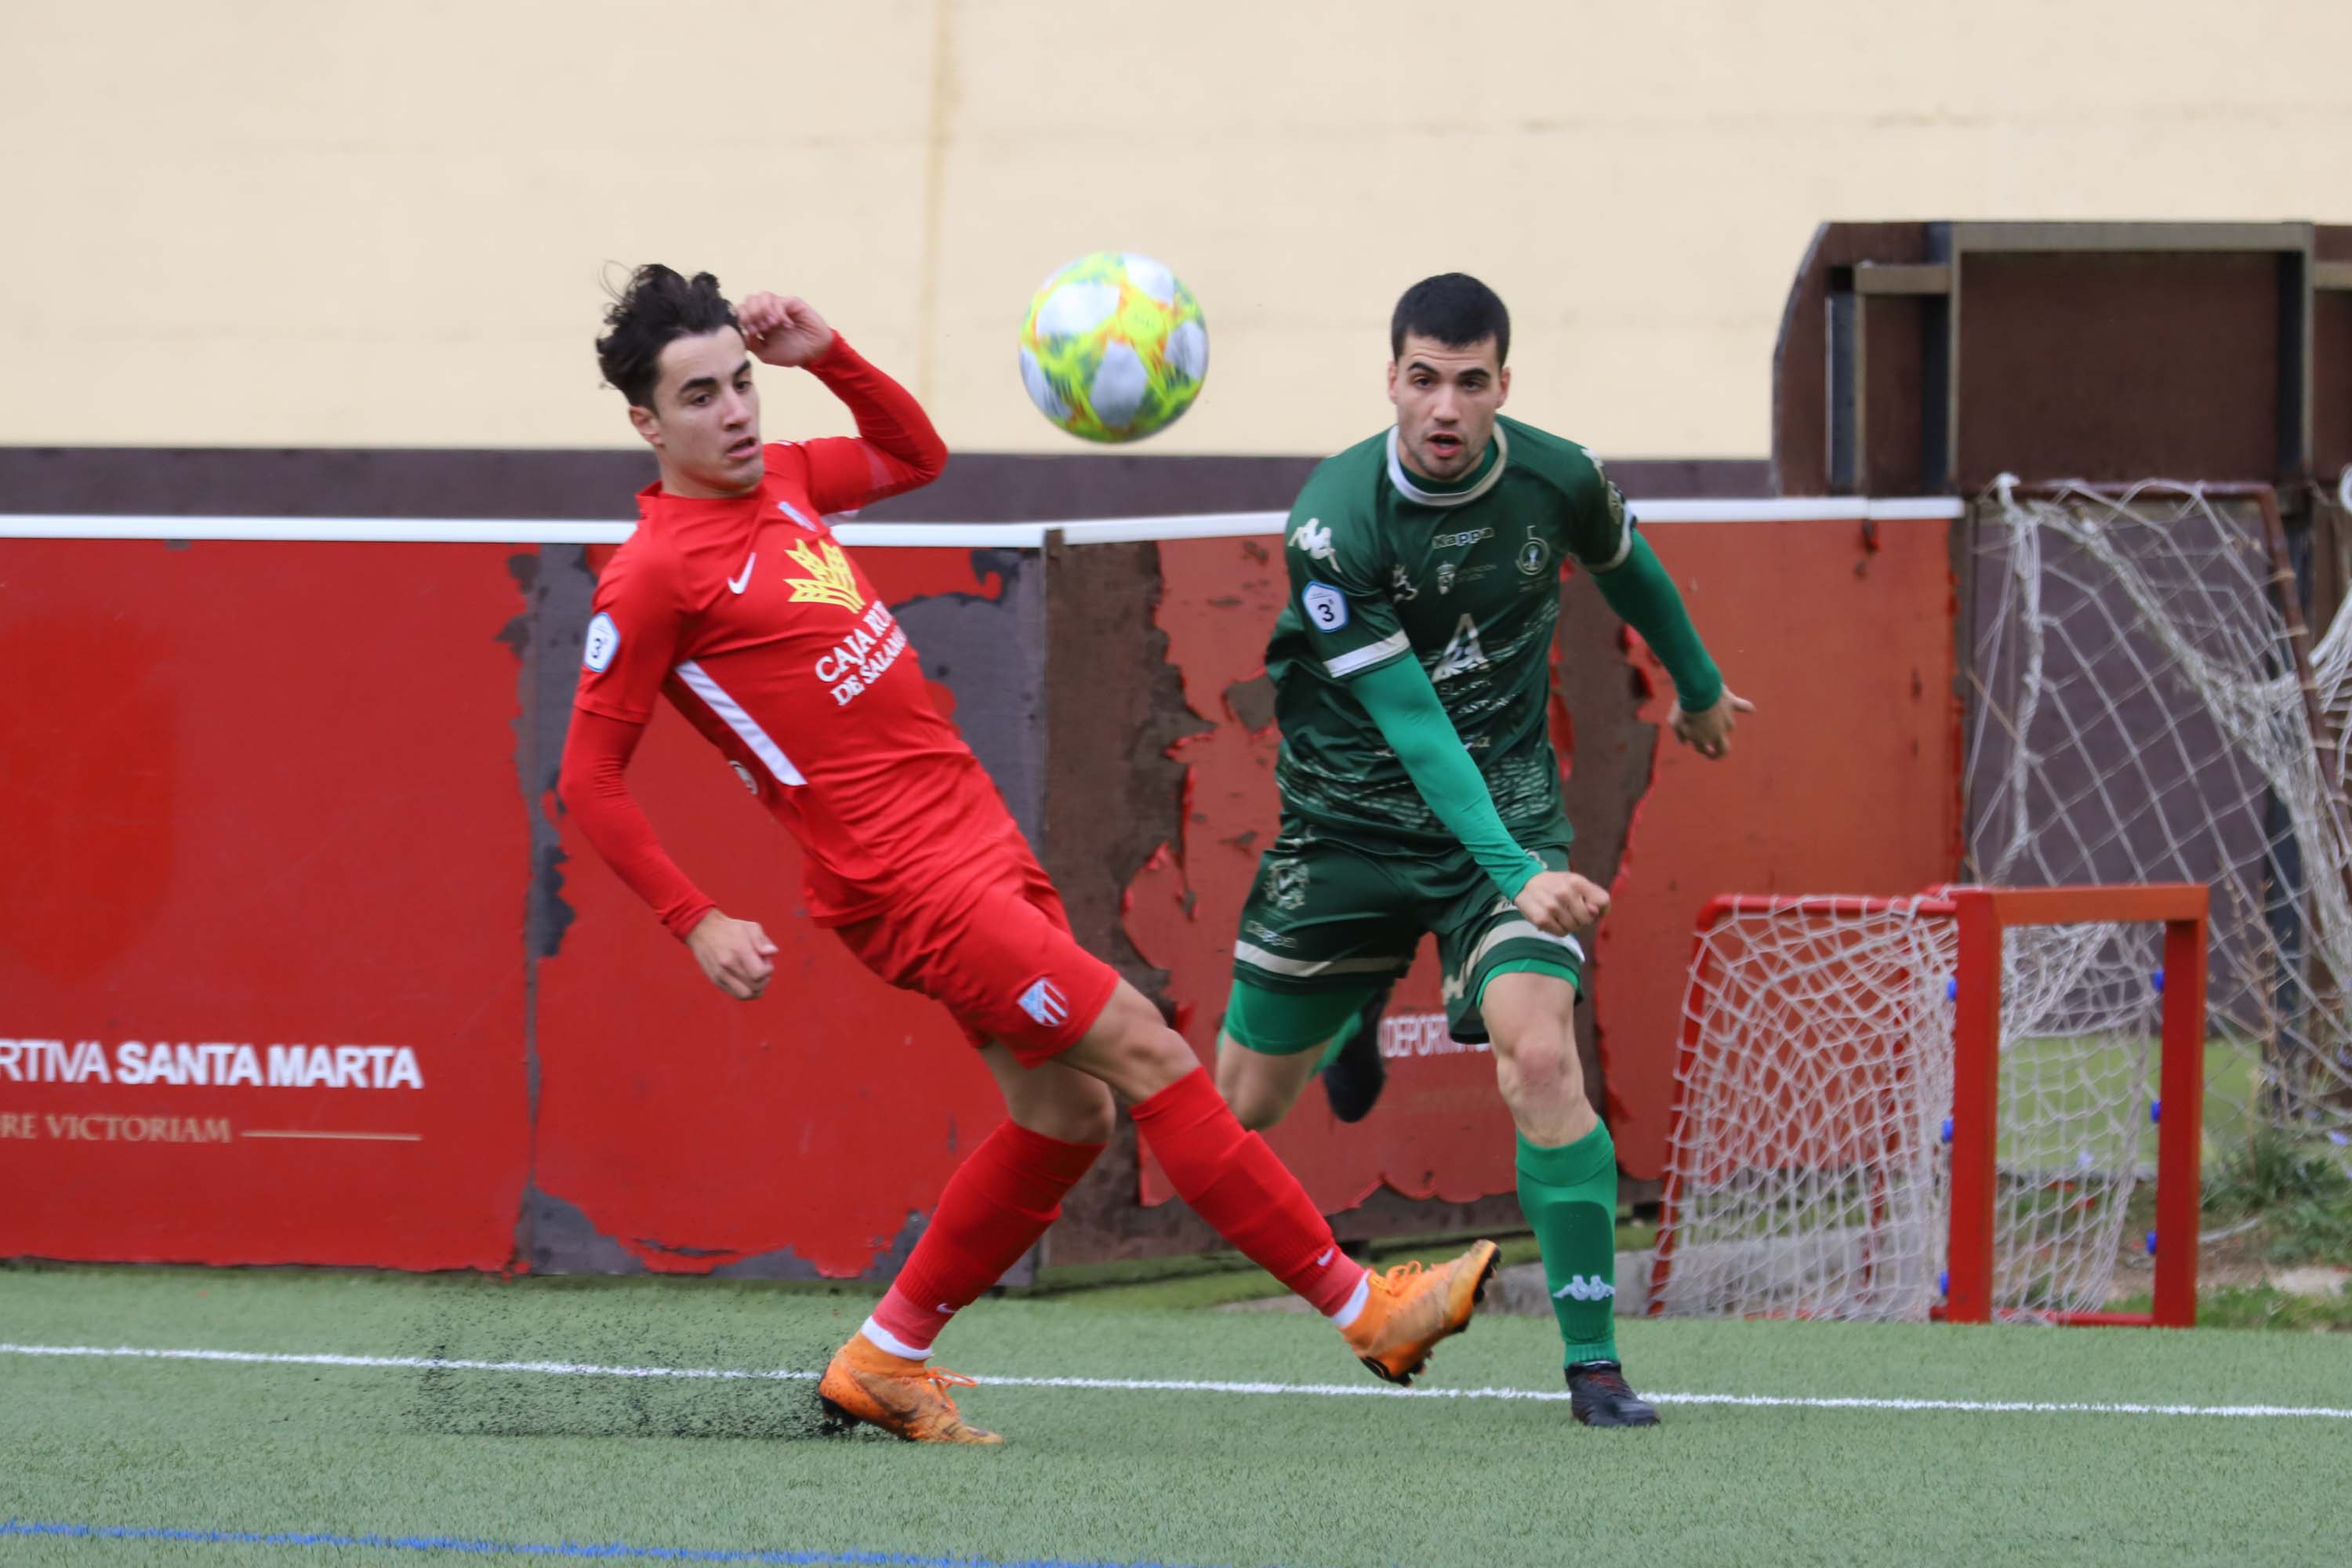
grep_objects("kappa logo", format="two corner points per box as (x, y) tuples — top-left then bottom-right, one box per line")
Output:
(1244, 920), (1298, 948)
(1017, 977), (1069, 1029)
(1552, 1275), (1615, 1302)
(1432, 525), (1494, 550)
(1290, 517), (1337, 564)
(780, 537), (864, 612)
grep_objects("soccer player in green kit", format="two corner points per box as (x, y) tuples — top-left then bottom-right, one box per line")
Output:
(1214, 274), (1751, 1426)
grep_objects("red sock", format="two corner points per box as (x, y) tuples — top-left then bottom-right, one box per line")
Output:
(866, 1120), (1104, 1357)
(1130, 1068), (1365, 1317)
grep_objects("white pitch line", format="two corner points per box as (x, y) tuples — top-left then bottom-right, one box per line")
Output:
(4, 1342), (2346, 1421)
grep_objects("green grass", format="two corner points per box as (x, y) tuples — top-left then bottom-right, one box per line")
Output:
(2107, 1284), (2352, 1333)
(3, 1263), (2348, 1568)
(1992, 1033), (2257, 1174)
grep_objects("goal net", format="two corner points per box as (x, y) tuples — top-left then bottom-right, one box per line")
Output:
(1652, 893), (2178, 1323)
(1969, 479), (2352, 1131)
(1651, 471), (2346, 1325)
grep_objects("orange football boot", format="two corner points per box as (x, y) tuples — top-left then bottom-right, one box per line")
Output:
(1341, 1239), (1501, 1386)
(816, 1334), (1004, 1445)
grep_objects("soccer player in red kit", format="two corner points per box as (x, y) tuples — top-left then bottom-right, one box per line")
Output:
(559, 266), (1498, 1444)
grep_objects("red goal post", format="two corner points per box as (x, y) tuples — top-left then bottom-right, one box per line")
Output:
(1648, 884), (2209, 1328)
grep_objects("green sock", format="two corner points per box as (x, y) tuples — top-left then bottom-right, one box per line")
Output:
(1516, 1123), (1621, 1367)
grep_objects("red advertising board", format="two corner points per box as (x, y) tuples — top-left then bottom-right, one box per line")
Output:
(0, 540), (531, 1268)
(2, 506), (1959, 1268)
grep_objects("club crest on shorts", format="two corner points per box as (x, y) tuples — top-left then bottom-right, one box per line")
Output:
(1268, 857), (1310, 911)
(1017, 976), (1069, 1028)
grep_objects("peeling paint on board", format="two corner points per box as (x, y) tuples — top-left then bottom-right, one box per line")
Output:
(1120, 537), (1523, 1215)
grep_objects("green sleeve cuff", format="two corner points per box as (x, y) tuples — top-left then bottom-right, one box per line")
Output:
(1347, 658), (1541, 901)
(1591, 532), (1723, 712)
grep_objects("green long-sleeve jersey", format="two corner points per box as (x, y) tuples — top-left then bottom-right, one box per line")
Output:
(1268, 415), (1717, 852)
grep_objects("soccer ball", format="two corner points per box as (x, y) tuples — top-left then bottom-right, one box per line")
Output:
(1018, 252), (1208, 443)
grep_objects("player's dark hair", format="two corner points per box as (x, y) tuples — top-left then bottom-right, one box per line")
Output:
(1389, 273), (1510, 367)
(596, 264), (740, 408)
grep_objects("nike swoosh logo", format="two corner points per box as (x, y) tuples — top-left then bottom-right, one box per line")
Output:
(726, 552), (756, 594)
(1317, 1248), (1335, 1267)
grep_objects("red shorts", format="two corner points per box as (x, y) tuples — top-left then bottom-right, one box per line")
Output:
(833, 845), (1121, 1067)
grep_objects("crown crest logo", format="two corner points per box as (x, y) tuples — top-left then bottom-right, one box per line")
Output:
(780, 538), (864, 613)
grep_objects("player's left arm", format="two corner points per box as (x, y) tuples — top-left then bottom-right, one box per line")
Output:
(739, 292), (948, 513)
(1572, 470), (1755, 760)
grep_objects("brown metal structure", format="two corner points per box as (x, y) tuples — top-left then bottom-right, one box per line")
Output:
(1774, 221), (2352, 498)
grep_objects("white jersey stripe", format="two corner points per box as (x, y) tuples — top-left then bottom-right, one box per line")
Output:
(1591, 510), (1638, 571)
(1232, 941), (1410, 979)
(1461, 919), (1585, 980)
(673, 660), (805, 786)
(1323, 630), (1412, 680)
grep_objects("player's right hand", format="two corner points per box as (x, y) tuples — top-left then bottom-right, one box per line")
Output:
(1515, 870), (1609, 938)
(738, 292), (836, 368)
(685, 911), (779, 1000)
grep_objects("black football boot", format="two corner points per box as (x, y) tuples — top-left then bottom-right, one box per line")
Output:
(1566, 1360), (1661, 1427)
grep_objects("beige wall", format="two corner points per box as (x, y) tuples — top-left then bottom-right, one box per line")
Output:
(6, 0), (2349, 461)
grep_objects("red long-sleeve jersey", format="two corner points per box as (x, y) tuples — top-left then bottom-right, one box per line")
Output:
(557, 334), (1010, 940)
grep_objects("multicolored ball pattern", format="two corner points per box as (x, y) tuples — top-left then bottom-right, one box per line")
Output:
(1018, 252), (1208, 443)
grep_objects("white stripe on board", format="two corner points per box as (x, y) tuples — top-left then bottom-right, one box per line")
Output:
(0, 516), (639, 545)
(0, 499), (1964, 546)
(4, 1342), (2344, 1421)
(673, 661), (804, 786)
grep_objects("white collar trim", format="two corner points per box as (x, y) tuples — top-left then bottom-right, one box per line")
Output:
(1386, 425), (1508, 509)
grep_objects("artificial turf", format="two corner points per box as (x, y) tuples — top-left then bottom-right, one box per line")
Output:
(2, 1263), (2346, 1568)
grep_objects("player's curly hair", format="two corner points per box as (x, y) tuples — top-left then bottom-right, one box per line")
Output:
(1390, 273), (1510, 367)
(596, 264), (740, 408)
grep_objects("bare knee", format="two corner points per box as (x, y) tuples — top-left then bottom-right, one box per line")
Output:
(1215, 1035), (1322, 1131)
(1505, 1040), (1588, 1114)
(1012, 1073), (1116, 1145)
(1220, 1069), (1290, 1133)
(1064, 983), (1200, 1102)
(1493, 1022), (1596, 1145)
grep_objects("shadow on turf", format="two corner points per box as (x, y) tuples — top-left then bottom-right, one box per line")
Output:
(401, 1330), (884, 1443)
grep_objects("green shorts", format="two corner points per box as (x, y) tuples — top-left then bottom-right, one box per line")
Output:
(1229, 825), (1584, 1047)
